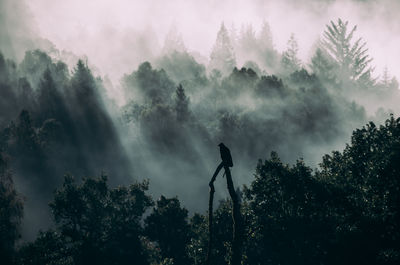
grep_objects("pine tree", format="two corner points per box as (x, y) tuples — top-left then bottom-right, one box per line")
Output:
(209, 23), (236, 76)
(15, 110), (38, 151)
(174, 84), (190, 122)
(379, 66), (394, 89)
(281, 34), (301, 72)
(321, 18), (373, 82)
(258, 21), (279, 71)
(380, 68), (400, 91)
(236, 24), (258, 65)
(162, 25), (186, 54)
(36, 69), (67, 124)
(145, 196), (191, 265)
(381, 67), (390, 87)
(310, 48), (337, 82)
(239, 24), (257, 52)
(389, 77), (399, 90)
(229, 23), (238, 50)
(0, 154), (23, 264)
(258, 21), (274, 50)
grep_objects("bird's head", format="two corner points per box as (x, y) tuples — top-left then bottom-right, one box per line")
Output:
(218, 143), (224, 147)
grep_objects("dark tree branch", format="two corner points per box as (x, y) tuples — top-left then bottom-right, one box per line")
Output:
(206, 161), (224, 265)
(223, 165), (243, 265)
(207, 153), (243, 265)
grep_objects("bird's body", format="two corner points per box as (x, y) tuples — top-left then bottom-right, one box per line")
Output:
(219, 143), (233, 167)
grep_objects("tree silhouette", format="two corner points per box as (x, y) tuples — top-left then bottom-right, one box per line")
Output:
(258, 21), (279, 70)
(242, 116), (400, 265)
(321, 18), (374, 82)
(209, 23), (236, 76)
(123, 61), (175, 105)
(281, 34), (301, 73)
(174, 84), (190, 122)
(145, 196), (191, 265)
(23, 175), (155, 265)
(162, 26), (186, 54)
(208, 144), (243, 265)
(310, 48), (338, 83)
(0, 154), (23, 265)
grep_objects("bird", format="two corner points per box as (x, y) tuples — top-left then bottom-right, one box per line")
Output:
(218, 143), (233, 167)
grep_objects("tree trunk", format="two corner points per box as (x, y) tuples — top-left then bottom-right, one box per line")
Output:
(206, 162), (243, 265)
(223, 165), (243, 265)
(206, 162), (223, 265)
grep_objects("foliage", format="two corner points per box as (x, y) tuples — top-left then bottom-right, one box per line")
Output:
(281, 34), (301, 73)
(3, 115), (400, 265)
(174, 84), (190, 122)
(0, 16), (400, 265)
(0, 154), (23, 264)
(209, 23), (236, 76)
(145, 196), (191, 265)
(156, 51), (207, 86)
(321, 18), (374, 82)
(243, 153), (338, 265)
(241, 115), (400, 265)
(18, 175), (153, 265)
(317, 115), (400, 264)
(123, 62), (176, 105)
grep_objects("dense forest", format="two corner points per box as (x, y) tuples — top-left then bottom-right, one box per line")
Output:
(1, 4), (400, 264)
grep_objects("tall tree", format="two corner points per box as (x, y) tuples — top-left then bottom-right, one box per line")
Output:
(381, 67), (390, 88)
(258, 21), (280, 71)
(69, 60), (131, 183)
(258, 21), (274, 50)
(162, 25), (186, 55)
(50, 175), (153, 265)
(0, 52), (19, 127)
(229, 23), (238, 50)
(281, 34), (301, 73)
(18, 176), (154, 265)
(123, 61), (175, 105)
(36, 68), (68, 125)
(321, 18), (374, 82)
(238, 24), (258, 60)
(209, 23), (236, 76)
(233, 24), (265, 67)
(145, 196), (191, 265)
(0, 154), (23, 264)
(174, 84), (190, 122)
(310, 48), (338, 83)
(379, 67), (399, 91)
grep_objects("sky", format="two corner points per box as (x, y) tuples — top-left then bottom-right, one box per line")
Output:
(23, 0), (400, 84)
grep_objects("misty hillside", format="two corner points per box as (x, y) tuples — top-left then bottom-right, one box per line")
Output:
(1, 0), (400, 264)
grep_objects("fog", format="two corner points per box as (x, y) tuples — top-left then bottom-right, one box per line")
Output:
(24, 0), (400, 87)
(1, 0), (400, 241)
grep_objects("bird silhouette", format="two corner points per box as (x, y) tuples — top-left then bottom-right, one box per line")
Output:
(218, 143), (233, 167)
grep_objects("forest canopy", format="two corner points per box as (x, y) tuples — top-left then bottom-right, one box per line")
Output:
(2, 115), (400, 265)
(0, 14), (400, 265)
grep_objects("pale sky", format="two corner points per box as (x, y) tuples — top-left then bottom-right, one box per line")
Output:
(26, 0), (400, 82)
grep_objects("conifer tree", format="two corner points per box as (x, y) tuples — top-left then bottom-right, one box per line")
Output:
(258, 21), (280, 71)
(310, 48), (337, 82)
(162, 25), (186, 54)
(380, 67), (399, 91)
(174, 84), (190, 122)
(209, 23), (236, 76)
(321, 18), (374, 82)
(239, 24), (257, 53)
(0, 154), (23, 264)
(281, 34), (301, 72)
(258, 21), (274, 50)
